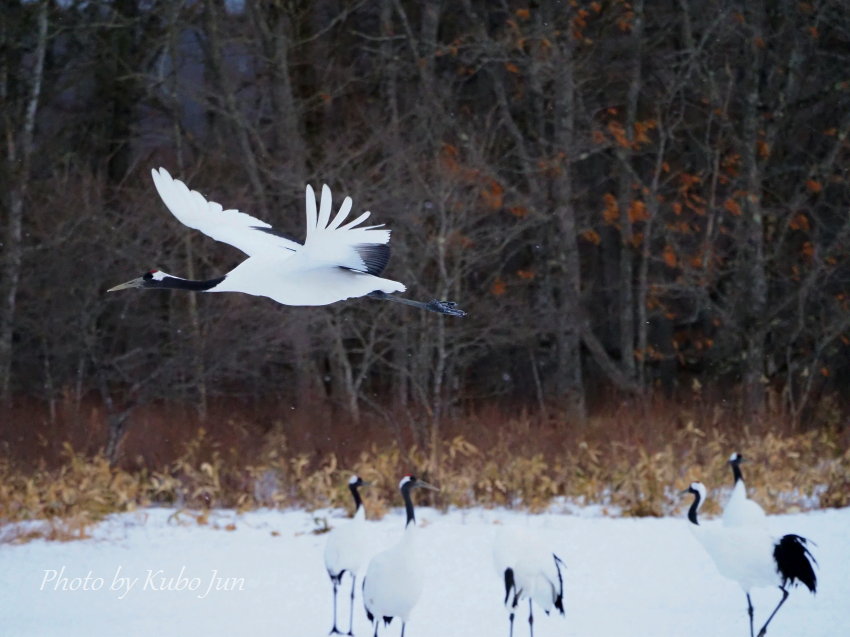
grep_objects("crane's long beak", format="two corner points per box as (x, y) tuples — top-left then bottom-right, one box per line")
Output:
(414, 479), (440, 492)
(107, 277), (145, 292)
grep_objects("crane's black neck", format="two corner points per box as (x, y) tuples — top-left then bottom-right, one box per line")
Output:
(151, 275), (225, 291)
(401, 482), (416, 527)
(730, 459), (744, 485)
(349, 481), (363, 513)
(687, 489), (701, 525)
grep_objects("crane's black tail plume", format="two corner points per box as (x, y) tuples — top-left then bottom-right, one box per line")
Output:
(553, 554), (566, 615)
(774, 534), (817, 593)
(757, 535), (817, 637)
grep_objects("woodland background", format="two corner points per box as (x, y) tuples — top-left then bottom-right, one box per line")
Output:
(2, 0), (850, 524)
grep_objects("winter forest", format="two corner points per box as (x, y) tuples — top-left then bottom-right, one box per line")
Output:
(2, 0), (850, 512)
(3, 2), (850, 635)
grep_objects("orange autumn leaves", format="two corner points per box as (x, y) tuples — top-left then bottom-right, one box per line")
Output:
(440, 142), (510, 213)
(593, 115), (658, 150)
(588, 168), (819, 273)
(491, 269), (535, 297)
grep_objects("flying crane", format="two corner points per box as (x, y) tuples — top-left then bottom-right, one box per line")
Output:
(108, 168), (466, 317)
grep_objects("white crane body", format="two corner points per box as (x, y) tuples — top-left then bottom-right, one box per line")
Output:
(722, 453), (768, 530)
(214, 256), (403, 307)
(362, 528), (424, 625)
(324, 476), (370, 635)
(494, 526), (565, 637)
(361, 475), (437, 637)
(684, 481), (816, 637)
(325, 505), (369, 580)
(108, 168), (465, 316)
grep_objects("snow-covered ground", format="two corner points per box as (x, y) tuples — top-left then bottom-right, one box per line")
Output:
(1, 504), (847, 637)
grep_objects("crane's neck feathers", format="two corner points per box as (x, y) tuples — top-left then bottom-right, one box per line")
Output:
(349, 480), (364, 514)
(731, 459), (744, 485)
(400, 479), (416, 527)
(687, 485), (704, 525)
(151, 274), (226, 291)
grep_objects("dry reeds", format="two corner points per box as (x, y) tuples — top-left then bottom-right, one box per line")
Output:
(1, 398), (849, 543)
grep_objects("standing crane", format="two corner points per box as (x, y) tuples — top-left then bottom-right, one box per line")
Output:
(493, 526), (565, 637)
(722, 452), (768, 529)
(361, 475), (438, 637)
(683, 482), (817, 637)
(325, 475), (371, 635)
(108, 168), (466, 316)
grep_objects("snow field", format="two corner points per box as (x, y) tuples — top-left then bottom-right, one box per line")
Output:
(1, 505), (847, 636)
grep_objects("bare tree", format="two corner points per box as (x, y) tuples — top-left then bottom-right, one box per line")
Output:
(0, 0), (48, 403)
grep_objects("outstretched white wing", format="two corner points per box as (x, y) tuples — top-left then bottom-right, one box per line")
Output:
(288, 183), (392, 274)
(150, 167), (301, 257)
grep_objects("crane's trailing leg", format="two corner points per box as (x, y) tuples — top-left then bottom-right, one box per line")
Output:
(746, 593), (755, 637)
(365, 603), (377, 637)
(369, 291), (467, 317)
(756, 588), (790, 637)
(504, 567), (518, 637)
(528, 598), (535, 637)
(347, 575), (356, 636)
(330, 576), (342, 634)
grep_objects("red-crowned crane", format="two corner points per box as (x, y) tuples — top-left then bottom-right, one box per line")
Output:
(722, 452), (768, 529)
(325, 475), (370, 635)
(683, 482), (817, 637)
(361, 475), (438, 637)
(493, 526), (565, 637)
(108, 168), (466, 316)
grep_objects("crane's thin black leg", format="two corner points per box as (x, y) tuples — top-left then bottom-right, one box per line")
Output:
(347, 574), (356, 636)
(747, 593), (755, 637)
(369, 291), (467, 317)
(330, 578), (342, 634)
(507, 611), (514, 637)
(400, 622), (405, 637)
(528, 598), (534, 637)
(756, 587), (790, 637)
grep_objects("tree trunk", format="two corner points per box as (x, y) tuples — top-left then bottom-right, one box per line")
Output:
(0, 1), (47, 403)
(326, 314), (361, 426)
(204, 0), (268, 214)
(551, 16), (585, 419)
(164, 3), (208, 421)
(250, 1), (307, 187)
(614, 0), (644, 385)
(740, 1), (767, 417)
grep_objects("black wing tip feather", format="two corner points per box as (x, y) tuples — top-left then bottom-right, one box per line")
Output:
(353, 243), (391, 276)
(503, 568), (517, 607)
(774, 534), (818, 593)
(553, 553), (566, 615)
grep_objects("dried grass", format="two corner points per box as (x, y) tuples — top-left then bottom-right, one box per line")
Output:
(2, 398), (849, 543)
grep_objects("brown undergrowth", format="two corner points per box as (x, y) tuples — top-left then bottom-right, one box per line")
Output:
(1, 398), (849, 542)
